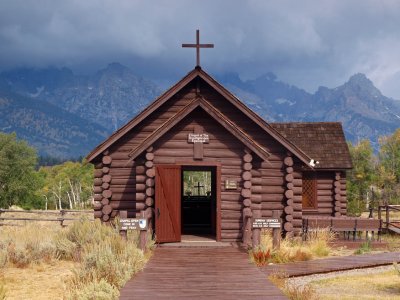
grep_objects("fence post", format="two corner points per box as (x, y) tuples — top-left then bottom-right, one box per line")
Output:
(139, 211), (147, 251)
(272, 210), (280, 250)
(378, 206), (381, 222)
(119, 210), (127, 240)
(386, 205), (390, 231)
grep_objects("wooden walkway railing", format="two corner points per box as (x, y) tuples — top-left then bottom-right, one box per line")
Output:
(302, 216), (382, 241)
(378, 204), (400, 233)
(0, 209), (93, 227)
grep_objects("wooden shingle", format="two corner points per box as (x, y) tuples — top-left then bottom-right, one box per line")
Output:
(271, 122), (352, 169)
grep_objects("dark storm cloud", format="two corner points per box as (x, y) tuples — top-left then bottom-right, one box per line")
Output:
(1, 0), (400, 98)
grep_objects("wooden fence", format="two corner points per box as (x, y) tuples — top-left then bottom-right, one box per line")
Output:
(302, 216), (382, 241)
(0, 209), (94, 227)
(378, 204), (400, 233)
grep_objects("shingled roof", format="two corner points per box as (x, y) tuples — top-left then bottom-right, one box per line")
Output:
(271, 122), (352, 169)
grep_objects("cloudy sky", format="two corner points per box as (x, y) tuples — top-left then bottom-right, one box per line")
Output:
(1, 0), (400, 98)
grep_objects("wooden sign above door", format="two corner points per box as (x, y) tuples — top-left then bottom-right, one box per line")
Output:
(188, 133), (209, 143)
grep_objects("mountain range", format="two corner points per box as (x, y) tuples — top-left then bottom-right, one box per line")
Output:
(0, 62), (399, 158)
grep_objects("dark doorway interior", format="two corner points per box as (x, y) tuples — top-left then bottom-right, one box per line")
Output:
(181, 166), (216, 237)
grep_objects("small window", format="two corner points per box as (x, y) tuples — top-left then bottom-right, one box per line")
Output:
(302, 173), (317, 209)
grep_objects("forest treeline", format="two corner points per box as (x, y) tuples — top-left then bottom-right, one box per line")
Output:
(0, 132), (93, 209)
(347, 128), (400, 215)
(1, 129), (400, 213)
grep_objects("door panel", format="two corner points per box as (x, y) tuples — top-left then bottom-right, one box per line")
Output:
(155, 165), (181, 243)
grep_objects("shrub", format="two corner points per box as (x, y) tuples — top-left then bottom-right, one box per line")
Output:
(64, 218), (113, 250)
(65, 219), (148, 296)
(254, 228), (333, 264)
(72, 236), (145, 289)
(66, 278), (119, 300)
(269, 272), (316, 300)
(306, 229), (333, 257)
(252, 248), (271, 266)
(0, 219), (152, 297)
(284, 283), (316, 300)
(354, 240), (372, 255)
(54, 231), (78, 260)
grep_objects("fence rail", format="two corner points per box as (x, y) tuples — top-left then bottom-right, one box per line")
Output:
(0, 209), (94, 227)
(378, 204), (400, 232)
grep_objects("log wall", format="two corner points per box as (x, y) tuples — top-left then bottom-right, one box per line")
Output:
(301, 171), (348, 217)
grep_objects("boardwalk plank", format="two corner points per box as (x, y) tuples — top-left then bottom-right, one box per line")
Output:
(120, 247), (287, 299)
(261, 251), (400, 277)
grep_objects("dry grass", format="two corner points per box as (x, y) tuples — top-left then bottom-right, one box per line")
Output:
(269, 272), (317, 300)
(310, 268), (400, 300)
(3, 261), (76, 300)
(0, 224), (60, 267)
(251, 229), (334, 264)
(0, 218), (152, 300)
(381, 234), (400, 252)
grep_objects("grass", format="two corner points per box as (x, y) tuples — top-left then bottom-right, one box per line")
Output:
(270, 265), (400, 300)
(354, 240), (373, 255)
(0, 217), (152, 300)
(269, 272), (317, 300)
(251, 229), (334, 265)
(3, 261), (76, 300)
(309, 267), (400, 300)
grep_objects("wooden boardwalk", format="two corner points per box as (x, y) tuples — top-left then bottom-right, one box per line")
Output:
(120, 247), (287, 299)
(261, 251), (400, 277)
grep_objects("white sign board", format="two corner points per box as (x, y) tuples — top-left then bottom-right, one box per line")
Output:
(252, 218), (281, 229)
(119, 218), (148, 231)
(188, 133), (209, 143)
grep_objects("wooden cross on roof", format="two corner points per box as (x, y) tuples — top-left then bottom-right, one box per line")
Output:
(182, 29), (214, 67)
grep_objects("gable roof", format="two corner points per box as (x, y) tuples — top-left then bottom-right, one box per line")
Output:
(127, 96), (271, 163)
(86, 67), (313, 167)
(271, 122), (352, 169)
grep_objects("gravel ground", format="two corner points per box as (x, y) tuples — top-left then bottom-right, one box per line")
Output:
(287, 265), (395, 289)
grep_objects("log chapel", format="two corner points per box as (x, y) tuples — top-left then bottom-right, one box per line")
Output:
(87, 31), (352, 245)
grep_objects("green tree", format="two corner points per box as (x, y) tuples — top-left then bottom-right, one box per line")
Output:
(378, 129), (400, 203)
(0, 132), (44, 208)
(347, 140), (376, 215)
(39, 160), (94, 209)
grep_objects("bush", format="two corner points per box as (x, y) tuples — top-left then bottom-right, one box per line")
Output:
(252, 248), (271, 266)
(305, 229), (333, 257)
(269, 272), (316, 300)
(66, 279), (119, 300)
(72, 236), (145, 288)
(354, 240), (372, 255)
(252, 229), (333, 264)
(0, 219), (152, 297)
(284, 283), (316, 300)
(65, 219), (148, 296)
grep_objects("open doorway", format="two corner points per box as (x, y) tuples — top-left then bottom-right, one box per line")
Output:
(181, 166), (216, 241)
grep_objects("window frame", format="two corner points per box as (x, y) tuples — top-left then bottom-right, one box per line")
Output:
(302, 172), (318, 210)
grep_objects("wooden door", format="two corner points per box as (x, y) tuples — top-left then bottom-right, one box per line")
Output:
(155, 165), (181, 243)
